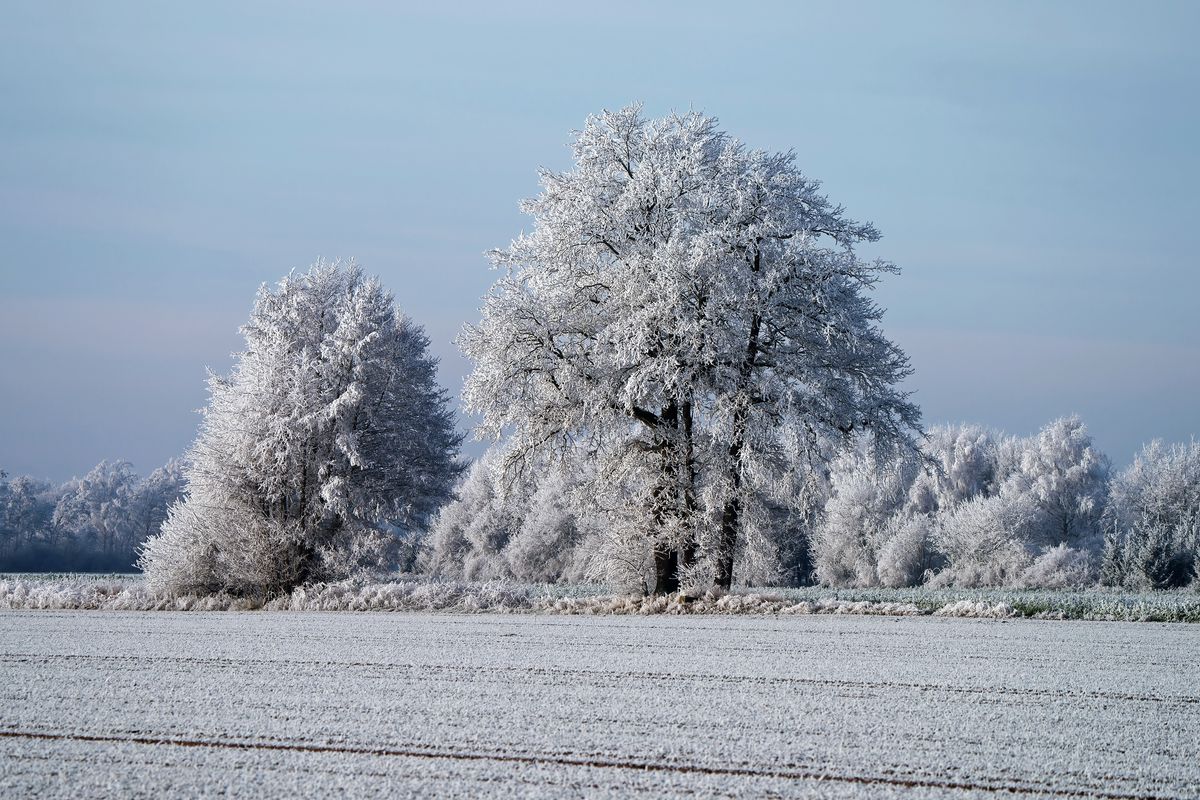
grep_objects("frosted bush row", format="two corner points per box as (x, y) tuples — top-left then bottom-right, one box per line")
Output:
(811, 424), (1199, 591)
(812, 418), (1111, 590)
(7, 574), (1196, 621)
(428, 419), (1200, 593)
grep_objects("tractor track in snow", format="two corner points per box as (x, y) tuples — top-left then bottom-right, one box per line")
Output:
(3, 611), (1196, 798)
(0, 729), (1178, 800)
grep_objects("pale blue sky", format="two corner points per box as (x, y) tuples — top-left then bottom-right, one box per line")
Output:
(1, 1), (1197, 480)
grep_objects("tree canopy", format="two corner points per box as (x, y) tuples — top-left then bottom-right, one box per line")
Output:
(141, 260), (463, 596)
(462, 105), (920, 594)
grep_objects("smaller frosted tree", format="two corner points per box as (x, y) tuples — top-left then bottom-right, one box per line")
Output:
(931, 417), (1109, 587)
(907, 424), (1002, 515)
(1009, 416), (1109, 550)
(875, 514), (935, 588)
(813, 418), (1110, 588)
(141, 260), (463, 596)
(128, 459), (187, 546)
(425, 452), (525, 581)
(736, 440), (831, 587)
(1102, 440), (1200, 588)
(0, 475), (58, 566)
(505, 469), (595, 584)
(931, 493), (1042, 587)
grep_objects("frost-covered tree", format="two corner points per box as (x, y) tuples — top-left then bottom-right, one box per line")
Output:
(931, 417), (1108, 587)
(505, 468), (595, 584)
(1009, 416), (1109, 549)
(814, 424), (1004, 589)
(140, 260), (463, 596)
(931, 493), (1042, 587)
(811, 418), (1110, 589)
(907, 424), (1002, 515)
(462, 105), (919, 594)
(52, 460), (140, 563)
(426, 452), (524, 581)
(1, 459), (184, 571)
(737, 443), (831, 587)
(1102, 440), (1200, 588)
(875, 514), (936, 588)
(0, 475), (59, 567)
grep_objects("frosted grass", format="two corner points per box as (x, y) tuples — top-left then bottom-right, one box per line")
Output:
(2, 573), (1198, 621)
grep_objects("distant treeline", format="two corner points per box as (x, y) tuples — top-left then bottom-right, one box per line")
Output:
(0, 460), (185, 572)
(5, 422), (1198, 593)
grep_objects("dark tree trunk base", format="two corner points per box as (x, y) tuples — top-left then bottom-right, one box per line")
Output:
(653, 547), (683, 595)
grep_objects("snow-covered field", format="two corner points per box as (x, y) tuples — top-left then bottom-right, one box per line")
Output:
(2, 611), (1197, 798)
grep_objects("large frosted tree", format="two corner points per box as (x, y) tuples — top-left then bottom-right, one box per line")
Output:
(462, 105), (920, 594)
(141, 260), (463, 596)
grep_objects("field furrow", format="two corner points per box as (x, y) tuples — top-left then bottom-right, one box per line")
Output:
(1, 612), (1196, 798)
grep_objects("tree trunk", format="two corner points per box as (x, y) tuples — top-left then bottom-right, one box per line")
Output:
(679, 399), (698, 572)
(715, 284), (762, 590)
(715, 452), (742, 591)
(653, 546), (682, 594)
(650, 399), (686, 595)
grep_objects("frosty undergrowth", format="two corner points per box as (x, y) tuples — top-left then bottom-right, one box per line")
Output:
(1, 574), (1197, 621)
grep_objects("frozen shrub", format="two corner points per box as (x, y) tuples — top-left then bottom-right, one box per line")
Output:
(1018, 544), (1095, 589)
(1133, 518), (1195, 589)
(426, 454), (520, 580)
(583, 501), (656, 595)
(813, 449), (919, 587)
(504, 471), (594, 584)
(817, 423), (1015, 588)
(875, 515), (935, 588)
(426, 451), (602, 585)
(138, 502), (222, 595)
(930, 493), (1040, 587)
(423, 498), (473, 580)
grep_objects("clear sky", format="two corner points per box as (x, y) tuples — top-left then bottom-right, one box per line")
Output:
(2, 0), (1197, 481)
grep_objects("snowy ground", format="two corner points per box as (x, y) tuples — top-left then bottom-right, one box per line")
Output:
(2, 612), (1197, 798)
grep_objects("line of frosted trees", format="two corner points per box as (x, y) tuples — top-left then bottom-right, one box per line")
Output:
(0, 459), (186, 571)
(426, 105), (1198, 594)
(428, 417), (1200, 591)
(122, 104), (1198, 597)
